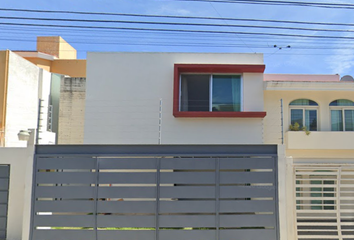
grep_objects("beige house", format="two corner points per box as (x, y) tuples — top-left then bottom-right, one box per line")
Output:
(264, 74), (354, 240)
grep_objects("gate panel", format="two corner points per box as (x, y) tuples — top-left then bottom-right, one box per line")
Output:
(96, 157), (157, 240)
(219, 157), (277, 240)
(159, 230), (216, 240)
(31, 145), (278, 240)
(295, 167), (354, 240)
(0, 165), (9, 239)
(32, 157), (97, 240)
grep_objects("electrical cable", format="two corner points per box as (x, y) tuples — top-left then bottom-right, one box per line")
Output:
(0, 8), (354, 27)
(2, 22), (354, 40)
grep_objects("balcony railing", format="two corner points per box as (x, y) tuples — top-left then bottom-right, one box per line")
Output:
(286, 131), (354, 150)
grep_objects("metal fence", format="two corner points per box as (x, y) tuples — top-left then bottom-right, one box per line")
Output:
(295, 166), (354, 240)
(0, 165), (9, 239)
(31, 145), (278, 240)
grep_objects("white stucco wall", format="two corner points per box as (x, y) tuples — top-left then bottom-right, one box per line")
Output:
(84, 52), (265, 144)
(5, 52), (40, 147)
(5, 52), (55, 146)
(0, 144), (35, 240)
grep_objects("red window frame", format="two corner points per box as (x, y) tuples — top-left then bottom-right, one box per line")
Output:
(173, 64), (267, 118)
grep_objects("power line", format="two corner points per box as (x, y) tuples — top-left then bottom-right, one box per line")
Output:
(173, 0), (354, 9)
(1, 8), (354, 27)
(2, 16), (354, 34)
(2, 36), (353, 55)
(2, 36), (354, 50)
(5, 27), (354, 49)
(3, 22), (354, 40)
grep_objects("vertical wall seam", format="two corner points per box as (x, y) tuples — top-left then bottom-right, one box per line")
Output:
(28, 155), (38, 240)
(215, 158), (220, 240)
(275, 156), (280, 240)
(1, 50), (10, 145)
(336, 168), (342, 240)
(94, 157), (99, 240)
(155, 158), (161, 240)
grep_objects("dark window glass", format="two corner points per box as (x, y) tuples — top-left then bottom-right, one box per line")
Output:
(180, 74), (210, 112)
(345, 110), (354, 131)
(329, 99), (354, 106)
(290, 99), (318, 106)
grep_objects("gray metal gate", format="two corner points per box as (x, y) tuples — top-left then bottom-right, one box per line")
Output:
(0, 165), (9, 240)
(31, 145), (278, 240)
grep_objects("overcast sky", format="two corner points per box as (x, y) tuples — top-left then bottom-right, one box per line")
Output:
(1, 0), (354, 76)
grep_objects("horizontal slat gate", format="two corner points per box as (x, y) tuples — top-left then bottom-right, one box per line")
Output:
(295, 167), (354, 240)
(0, 166), (9, 240)
(31, 152), (278, 240)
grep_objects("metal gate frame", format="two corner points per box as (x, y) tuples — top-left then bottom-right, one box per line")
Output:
(0, 165), (9, 240)
(294, 164), (354, 240)
(30, 144), (279, 240)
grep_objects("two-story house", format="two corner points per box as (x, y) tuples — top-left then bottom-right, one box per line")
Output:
(264, 73), (354, 239)
(83, 52), (354, 240)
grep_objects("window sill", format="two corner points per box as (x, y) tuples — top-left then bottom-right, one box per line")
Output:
(173, 111), (267, 118)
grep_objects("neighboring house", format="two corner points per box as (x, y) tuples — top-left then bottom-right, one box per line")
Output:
(264, 74), (354, 239)
(84, 52), (354, 240)
(0, 36), (86, 146)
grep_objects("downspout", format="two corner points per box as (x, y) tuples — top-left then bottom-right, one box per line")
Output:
(0, 50), (9, 146)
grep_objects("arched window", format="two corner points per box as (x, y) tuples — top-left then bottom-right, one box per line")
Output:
(330, 99), (354, 131)
(289, 99), (318, 131)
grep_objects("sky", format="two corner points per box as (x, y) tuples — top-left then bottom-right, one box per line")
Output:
(1, 0), (354, 76)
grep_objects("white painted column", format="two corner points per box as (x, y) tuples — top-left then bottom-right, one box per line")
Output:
(286, 156), (296, 240)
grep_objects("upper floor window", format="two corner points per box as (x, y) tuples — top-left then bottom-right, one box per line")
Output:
(173, 64), (266, 118)
(180, 74), (241, 112)
(330, 99), (354, 131)
(289, 99), (318, 131)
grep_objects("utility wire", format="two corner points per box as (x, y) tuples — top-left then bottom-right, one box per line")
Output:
(207, 2), (255, 51)
(173, 0), (354, 9)
(2, 16), (354, 34)
(2, 22), (354, 40)
(1, 8), (354, 27)
(5, 27), (354, 49)
(2, 36), (354, 50)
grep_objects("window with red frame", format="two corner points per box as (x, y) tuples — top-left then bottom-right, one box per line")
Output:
(180, 74), (242, 112)
(173, 64), (266, 118)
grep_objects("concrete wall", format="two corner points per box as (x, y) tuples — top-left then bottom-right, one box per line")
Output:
(0, 144), (35, 240)
(5, 52), (40, 147)
(58, 77), (86, 144)
(84, 52), (265, 144)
